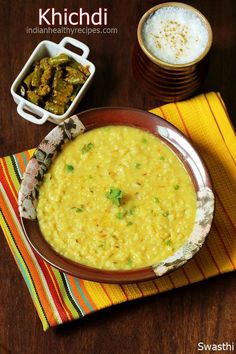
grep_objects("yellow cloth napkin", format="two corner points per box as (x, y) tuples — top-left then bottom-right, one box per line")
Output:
(151, 92), (236, 278)
(0, 91), (235, 330)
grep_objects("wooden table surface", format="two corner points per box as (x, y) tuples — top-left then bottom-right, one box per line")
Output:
(0, 1), (235, 353)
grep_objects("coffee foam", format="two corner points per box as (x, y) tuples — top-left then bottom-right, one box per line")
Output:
(142, 6), (209, 64)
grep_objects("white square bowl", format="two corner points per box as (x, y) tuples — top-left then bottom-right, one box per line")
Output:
(11, 37), (95, 125)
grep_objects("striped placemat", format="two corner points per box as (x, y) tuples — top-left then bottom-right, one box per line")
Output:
(0, 92), (235, 330)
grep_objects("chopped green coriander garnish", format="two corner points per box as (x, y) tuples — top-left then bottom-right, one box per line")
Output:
(106, 187), (123, 206)
(174, 184), (180, 190)
(127, 207), (136, 215)
(160, 156), (165, 160)
(88, 175), (93, 179)
(142, 138), (148, 144)
(166, 240), (171, 246)
(127, 221), (133, 226)
(66, 164), (74, 172)
(82, 142), (94, 154)
(98, 241), (105, 248)
(162, 211), (169, 217)
(116, 211), (125, 220)
(76, 206), (84, 213)
(154, 197), (160, 203)
(135, 163), (141, 169)
(127, 258), (133, 267)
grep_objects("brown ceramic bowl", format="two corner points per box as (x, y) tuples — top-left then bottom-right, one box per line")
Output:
(133, 45), (207, 102)
(19, 108), (214, 283)
(133, 2), (213, 102)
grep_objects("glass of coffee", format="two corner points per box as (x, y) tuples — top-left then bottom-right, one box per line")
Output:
(134, 2), (213, 102)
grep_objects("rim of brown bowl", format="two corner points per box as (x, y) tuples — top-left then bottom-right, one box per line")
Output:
(137, 2), (213, 69)
(20, 107), (215, 284)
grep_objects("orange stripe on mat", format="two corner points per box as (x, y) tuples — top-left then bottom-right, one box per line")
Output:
(15, 153), (28, 176)
(44, 263), (74, 321)
(79, 280), (98, 310)
(67, 276), (92, 314)
(0, 159), (18, 202)
(25, 150), (33, 160)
